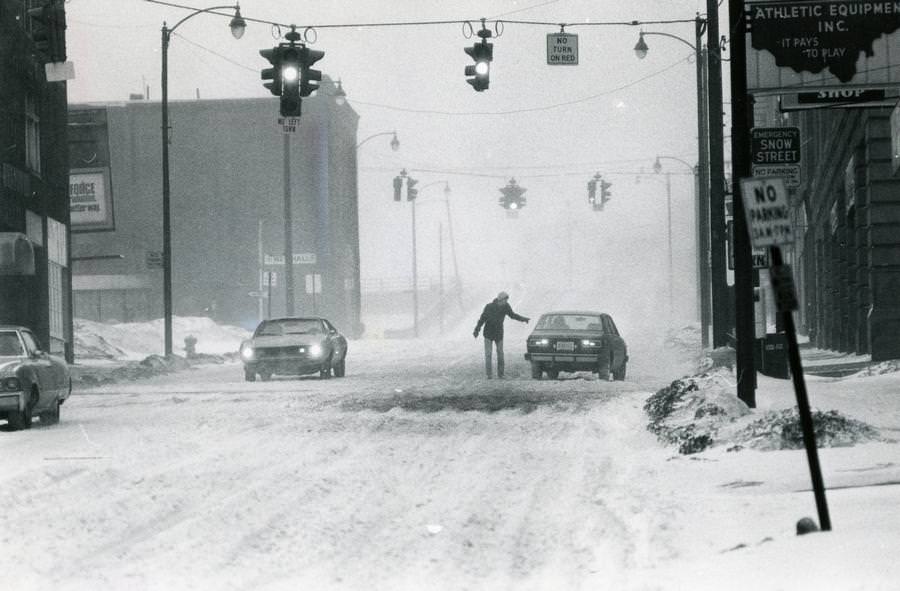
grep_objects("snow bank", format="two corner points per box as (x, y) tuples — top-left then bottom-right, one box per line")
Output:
(74, 316), (250, 360)
(645, 369), (884, 455)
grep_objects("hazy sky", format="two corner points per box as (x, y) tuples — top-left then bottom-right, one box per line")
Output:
(65, 0), (724, 326)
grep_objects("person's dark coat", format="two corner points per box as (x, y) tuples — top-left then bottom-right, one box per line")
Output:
(474, 298), (528, 341)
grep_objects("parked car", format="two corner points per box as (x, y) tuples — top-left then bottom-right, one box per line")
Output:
(524, 311), (628, 380)
(0, 326), (71, 431)
(240, 317), (348, 381)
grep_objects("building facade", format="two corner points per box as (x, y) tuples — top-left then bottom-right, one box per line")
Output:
(0, 0), (73, 360)
(69, 81), (362, 340)
(777, 102), (900, 361)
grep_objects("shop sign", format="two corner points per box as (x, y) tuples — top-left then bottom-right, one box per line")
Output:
(747, 0), (900, 94)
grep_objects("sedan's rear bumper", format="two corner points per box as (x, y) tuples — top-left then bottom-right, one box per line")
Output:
(525, 352), (602, 373)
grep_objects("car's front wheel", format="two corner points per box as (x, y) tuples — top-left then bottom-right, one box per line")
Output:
(7, 404), (32, 431)
(530, 361), (542, 379)
(333, 356), (346, 378)
(546, 368), (559, 380)
(320, 355), (332, 379)
(244, 368), (256, 382)
(39, 398), (60, 426)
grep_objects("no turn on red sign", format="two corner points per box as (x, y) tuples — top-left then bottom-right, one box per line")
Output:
(739, 176), (794, 247)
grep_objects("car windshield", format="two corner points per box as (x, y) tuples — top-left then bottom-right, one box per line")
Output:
(0, 331), (24, 356)
(536, 314), (604, 332)
(257, 319), (323, 336)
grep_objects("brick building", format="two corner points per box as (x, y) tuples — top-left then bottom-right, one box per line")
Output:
(0, 0), (72, 359)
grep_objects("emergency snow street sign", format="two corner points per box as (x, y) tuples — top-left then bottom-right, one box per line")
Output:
(740, 176), (794, 247)
(546, 33), (578, 65)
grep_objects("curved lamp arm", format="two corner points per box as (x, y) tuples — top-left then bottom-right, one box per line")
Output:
(356, 131), (399, 151)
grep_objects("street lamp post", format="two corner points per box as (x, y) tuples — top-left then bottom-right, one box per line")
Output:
(403, 179), (451, 338)
(635, 15), (718, 349)
(655, 155), (708, 345)
(159, 4), (245, 356)
(356, 130), (400, 152)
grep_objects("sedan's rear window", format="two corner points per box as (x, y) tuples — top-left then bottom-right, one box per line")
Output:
(0, 332), (24, 356)
(256, 319), (324, 336)
(535, 315), (604, 332)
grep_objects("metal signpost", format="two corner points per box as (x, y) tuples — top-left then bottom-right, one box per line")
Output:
(740, 176), (832, 531)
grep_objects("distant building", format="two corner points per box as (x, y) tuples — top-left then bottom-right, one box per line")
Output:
(0, 0), (73, 360)
(68, 80), (363, 340)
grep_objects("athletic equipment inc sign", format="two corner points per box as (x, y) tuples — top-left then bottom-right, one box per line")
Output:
(746, 0), (900, 94)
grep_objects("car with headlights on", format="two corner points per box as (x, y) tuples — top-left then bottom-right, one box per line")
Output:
(524, 311), (628, 381)
(240, 317), (348, 381)
(0, 326), (71, 431)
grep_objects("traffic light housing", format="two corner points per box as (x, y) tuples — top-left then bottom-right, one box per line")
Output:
(464, 40), (493, 91)
(279, 45), (302, 117)
(393, 176), (403, 201)
(28, 0), (66, 63)
(260, 47), (283, 96)
(601, 180), (613, 205)
(300, 47), (324, 97)
(499, 178), (526, 212)
(588, 179), (597, 204)
(407, 177), (419, 201)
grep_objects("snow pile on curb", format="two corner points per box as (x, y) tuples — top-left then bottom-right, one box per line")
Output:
(848, 359), (900, 377)
(728, 407), (883, 451)
(70, 353), (228, 388)
(644, 369), (883, 454)
(644, 369), (750, 454)
(74, 317), (249, 360)
(663, 324), (701, 356)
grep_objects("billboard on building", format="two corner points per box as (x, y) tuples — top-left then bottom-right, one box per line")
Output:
(70, 168), (115, 231)
(747, 0), (900, 95)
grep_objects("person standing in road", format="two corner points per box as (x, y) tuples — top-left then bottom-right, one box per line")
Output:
(473, 291), (529, 379)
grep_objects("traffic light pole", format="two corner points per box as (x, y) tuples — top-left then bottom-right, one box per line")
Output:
(283, 133), (295, 316)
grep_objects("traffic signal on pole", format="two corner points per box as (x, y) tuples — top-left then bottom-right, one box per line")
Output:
(588, 179), (597, 204)
(407, 177), (419, 201)
(279, 45), (302, 117)
(393, 175), (403, 201)
(259, 47), (283, 96)
(300, 47), (324, 97)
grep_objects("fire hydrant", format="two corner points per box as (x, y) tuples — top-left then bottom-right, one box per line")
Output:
(184, 335), (197, 358)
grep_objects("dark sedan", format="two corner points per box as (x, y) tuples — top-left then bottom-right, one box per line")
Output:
(240, 317), (348, 381)
(524, 311), (628, 381)
(0, 326), (71, 430)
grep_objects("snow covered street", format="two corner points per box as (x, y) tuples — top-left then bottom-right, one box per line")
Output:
(3, 331), (900, 590)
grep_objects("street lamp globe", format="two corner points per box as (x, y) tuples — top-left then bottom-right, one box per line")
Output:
(390, 131), (400, 151)
(653, 156), (663, 174)
(634, 33), (649, 59)
(229, 7), (246, 39)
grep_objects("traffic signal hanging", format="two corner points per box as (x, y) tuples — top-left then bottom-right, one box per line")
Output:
(498, 178), (526, 214)
(600, 179), (613, 206)
(393, 175), (403, 201)
(407, 177), (419, 201)
(28, 0), (67, 63)
(588, 172), (603, 211)
(464, 20), (493, 91)
(259, 27), (326, 118)
(259, 47), (283, 96)
(279, 42), (303, 117)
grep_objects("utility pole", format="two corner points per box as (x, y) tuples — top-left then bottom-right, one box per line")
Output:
(729, 0), (757, 407)
(697, 36), (712, 349)
(283, 133), (295, 316)
(411, 198), (419, 337)
(439, 223), (445, 335)
(707, 0), (730, 349)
